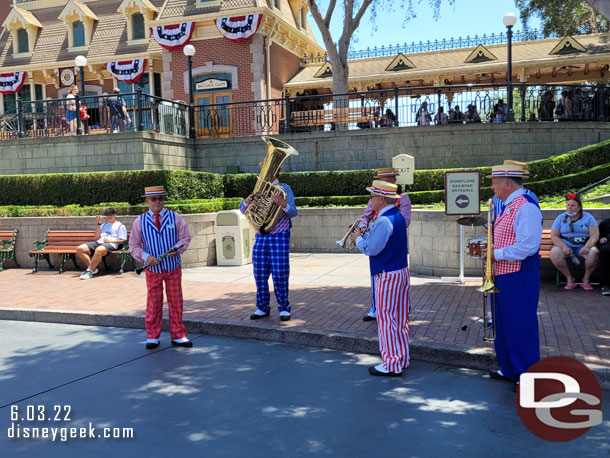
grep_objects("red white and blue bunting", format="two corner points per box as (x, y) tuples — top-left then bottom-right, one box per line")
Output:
(0, 72), (27, 95)
(151, 22), (195, 52)
(215, 15), (262, 42)
(106, 59), (147, 84)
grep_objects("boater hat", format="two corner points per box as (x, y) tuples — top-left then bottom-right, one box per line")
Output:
(374, 167), (400, 179)
(142, 185), (167, 197)
(366, 180), (401, 199)
(503, 159), (527, 170)
(486, 159), (529, 179)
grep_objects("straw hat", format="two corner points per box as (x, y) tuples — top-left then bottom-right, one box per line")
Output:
(142, 185), (167, 197)
(503, 159), (527, 170)
(374, 167), (400, 179)
(486, 163), (529, 179)
(366, 180), (401, 199)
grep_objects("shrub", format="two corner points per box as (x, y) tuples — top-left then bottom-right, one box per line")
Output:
(0, 170), (224, 206)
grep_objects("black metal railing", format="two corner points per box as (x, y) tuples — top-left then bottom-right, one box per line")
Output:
(0, 90), (191, 140)
(303, 29), (557, 63)
(2, 83), (610, 141)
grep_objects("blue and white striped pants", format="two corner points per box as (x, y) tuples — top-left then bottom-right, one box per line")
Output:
(252, 230), (291, 313)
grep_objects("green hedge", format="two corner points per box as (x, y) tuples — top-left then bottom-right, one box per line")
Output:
(0, 170), (224, 206)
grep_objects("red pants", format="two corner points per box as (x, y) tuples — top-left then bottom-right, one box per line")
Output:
(145, 266), (187, 340)
(374, 267), (410, 373)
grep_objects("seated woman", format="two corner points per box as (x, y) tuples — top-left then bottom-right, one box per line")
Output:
(550, 193), (600, 290)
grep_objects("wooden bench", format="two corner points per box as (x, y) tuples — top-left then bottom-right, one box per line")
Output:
(539, 229), (561, 287)
(290, 107), (379, 130)
(0, 229), (19, 271)
(29, 230), (133, 274)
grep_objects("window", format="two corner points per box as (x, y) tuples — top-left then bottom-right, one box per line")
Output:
(153, 73), (162, 97)
(273, 0), (280, 9)
(17, 28), (29, 53)
(132, 13), (145, 40)
(73, 20), (85, 47)
(300, 8), (306, 28)
(3, 85), (31, 115)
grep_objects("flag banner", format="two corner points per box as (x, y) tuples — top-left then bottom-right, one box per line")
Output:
(106, 59), (147, 84)
(151, 22), (195, 51)
(215, 14), (262, 42)
(0, 72), (27, 95)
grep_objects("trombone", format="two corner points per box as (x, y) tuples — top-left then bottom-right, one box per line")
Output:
(477, 198), (499, 341)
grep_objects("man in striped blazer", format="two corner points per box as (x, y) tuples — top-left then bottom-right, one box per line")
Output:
(351, 180), (410, 377)
(130, 186), (192, 349)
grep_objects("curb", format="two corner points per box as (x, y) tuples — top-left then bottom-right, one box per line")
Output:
(1, 308), (608, 389)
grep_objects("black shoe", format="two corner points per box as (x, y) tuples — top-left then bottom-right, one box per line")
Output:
(250, 311), (270, 320)
(146, 342), (160, 350)
(171, 340), (193, 348)
(489, 370), (513, 382)
(280, 315), (291, 321)
(363, 315), (376, 322)
(368, 366), (401, 377)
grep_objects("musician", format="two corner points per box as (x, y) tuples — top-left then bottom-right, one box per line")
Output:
(129, 186), (192, 349)
(351, 180), (409, 376)
(488, 164), (543, 390)
(241, 164), (298, 321)
(360, 167), (411, 321)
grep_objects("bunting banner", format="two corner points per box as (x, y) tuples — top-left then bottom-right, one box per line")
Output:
(151, 22), (195, 52)
(215, 15), (262, 42)
(106, 59), (147, 84)
(0, 72), (27, 95)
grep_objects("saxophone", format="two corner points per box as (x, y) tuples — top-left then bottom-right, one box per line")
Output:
(244, 136), (299, 234)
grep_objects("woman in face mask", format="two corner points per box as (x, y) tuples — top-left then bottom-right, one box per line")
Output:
(549, 193), (600, 290)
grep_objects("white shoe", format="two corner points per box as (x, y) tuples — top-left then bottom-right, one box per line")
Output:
(91, 268), (98, 275)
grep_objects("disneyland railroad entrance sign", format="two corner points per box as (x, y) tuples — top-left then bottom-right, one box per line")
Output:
(442, 171), (481, 284)
(444, 171), (480, 216)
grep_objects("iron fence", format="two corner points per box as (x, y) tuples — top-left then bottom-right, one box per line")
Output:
(0, 91), (190, 140)
(303, 29), (557, 63)
(2, 83), (609, 141)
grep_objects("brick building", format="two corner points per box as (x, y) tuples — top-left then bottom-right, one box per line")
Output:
(0, 0), (322, 116)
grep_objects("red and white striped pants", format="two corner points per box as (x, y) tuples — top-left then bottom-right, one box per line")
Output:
(374, 267), (410, 373)
(145, 266), (187, 340)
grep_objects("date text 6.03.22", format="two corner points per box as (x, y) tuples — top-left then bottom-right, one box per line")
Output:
(10, 405), (71, 422)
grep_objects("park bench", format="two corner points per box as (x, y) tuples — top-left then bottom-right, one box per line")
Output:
(539, 229), (562, 287)
(29, 229), (133, 274)
(0, 229), (19, 271)
(290, 107), (379, 131)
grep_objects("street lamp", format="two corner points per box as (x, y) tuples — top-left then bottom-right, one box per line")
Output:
(183, 44), (196, 138)
(74, 55), (88, 133)
(503, 12), (517, 122)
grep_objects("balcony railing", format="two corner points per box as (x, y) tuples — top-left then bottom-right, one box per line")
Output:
(2, 83), (609, 141)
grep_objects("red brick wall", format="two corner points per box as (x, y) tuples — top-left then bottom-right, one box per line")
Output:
(0, 3), (11, 26)
(169, 37), (255, 102)
(270, 43), (301, 99)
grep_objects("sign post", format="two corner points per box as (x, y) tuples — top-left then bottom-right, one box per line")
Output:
(442, 171), (481, 284)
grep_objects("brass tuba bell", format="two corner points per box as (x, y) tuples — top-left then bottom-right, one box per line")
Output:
(244, 136), (299, 234)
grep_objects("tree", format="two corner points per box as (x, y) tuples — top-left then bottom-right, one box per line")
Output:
(515, 0), (608, 37)
(307, 1), (454, 95)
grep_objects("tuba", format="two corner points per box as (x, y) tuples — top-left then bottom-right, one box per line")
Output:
(244, 136), (299, 234)
(477, 198), (500, 341)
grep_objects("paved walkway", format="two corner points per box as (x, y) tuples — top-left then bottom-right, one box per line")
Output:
(0, 253), (608, 386)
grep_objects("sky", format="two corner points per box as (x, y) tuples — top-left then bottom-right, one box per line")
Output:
(309, 0), (543, 53)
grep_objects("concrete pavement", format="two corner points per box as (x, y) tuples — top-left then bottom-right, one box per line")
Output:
(0, 253), (609, 388)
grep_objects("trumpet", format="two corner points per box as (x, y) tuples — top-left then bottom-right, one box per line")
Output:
(336, 219), (369, 250)
(477, 198), (499, 341)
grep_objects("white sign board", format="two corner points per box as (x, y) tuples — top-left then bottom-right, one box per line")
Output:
(393, 154), (415, 185)
(444, 171), (480, 215)
(195, 78), (229, 91)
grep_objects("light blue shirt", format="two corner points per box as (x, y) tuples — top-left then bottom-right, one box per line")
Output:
(356, 205), (395, 256)
(551, 212), (597, 244)
(494, 189), (543, 263)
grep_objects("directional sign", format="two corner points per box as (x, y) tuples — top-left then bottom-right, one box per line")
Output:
(444, 171), (480, 216)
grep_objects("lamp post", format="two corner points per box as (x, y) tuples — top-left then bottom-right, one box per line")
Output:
(503, 12), (517, 122)
(183, 44), (196, 139)
(74, 55), (88, 134)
